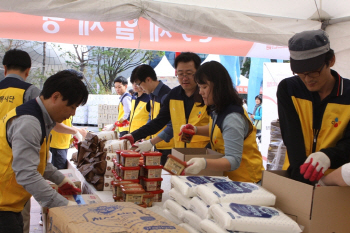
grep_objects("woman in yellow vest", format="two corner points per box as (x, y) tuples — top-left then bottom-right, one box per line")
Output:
(183, 61), (264, 183)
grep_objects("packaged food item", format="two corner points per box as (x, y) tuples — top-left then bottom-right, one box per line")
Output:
(141, 165), (163, 178)
(148, 189), (164, 202)
(143, 193), (155, 207)
(163, 154), (187, 175)
(122, 188), (145, 204)
(111, 179), (140, 200)
(119, 164), (140, 180)
(120, 151), (141, 167)
(105, 153), (116, 162)
(141, 177), (163, 191)
(103, 175), (114, 191)
(180, 127), (196, 143)
(116, 150), (135, 164)
(142, 151), (162, 166)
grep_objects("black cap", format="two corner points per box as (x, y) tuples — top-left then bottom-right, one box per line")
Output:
(289, 29), (330, 73)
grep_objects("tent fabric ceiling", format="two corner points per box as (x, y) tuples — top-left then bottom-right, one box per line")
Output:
(0, 0), (350, 76)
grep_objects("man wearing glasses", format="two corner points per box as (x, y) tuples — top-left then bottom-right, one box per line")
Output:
(277, 29), (350, 184)
(122, 52), (210, 165)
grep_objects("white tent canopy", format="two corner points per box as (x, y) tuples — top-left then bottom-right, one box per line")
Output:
(1, 0), (350, 76)
(154, 56), (175, 76)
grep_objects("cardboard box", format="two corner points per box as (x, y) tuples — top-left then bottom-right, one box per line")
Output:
(47, 202), (187, 233)
(171, 148), (224, 176)
(44, 194), (102, 232)
(262, 170), (350, 233)
(46, 169), (81, 192)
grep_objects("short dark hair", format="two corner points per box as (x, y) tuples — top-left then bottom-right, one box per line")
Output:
(255, 94), (262, 103)
(114, 76), (128, 85)
(130, 64), (157, 83)
(195, 61), (242, 114)
(41, 70), (89, 106)
(325, 49), (335, 67)
(66, 69), (85, 80)
(2, 49), (31, 72)
(175, 52), (201, 70)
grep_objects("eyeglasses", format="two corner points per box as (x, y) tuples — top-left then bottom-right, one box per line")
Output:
(176, 73), (195, 79)
(294, 63), (326, 78)
(135, 81), (143, 87)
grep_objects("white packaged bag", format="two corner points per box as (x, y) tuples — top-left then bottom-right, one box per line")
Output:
(162, 209), (183, 225)
(200, 219), (250, 233)
(163, 199), (187, 220)
(104, 139), (131, 153)
(196, 181), (276, 206)
(179, 223), (201, 233)
(182, 210), (203, 232)
(171, 176), (231, 198)
(209, 203), (302, 233)
(96, 131), (118, 140)
(189, 197), (210, 220)
(169, 188), (192, 209)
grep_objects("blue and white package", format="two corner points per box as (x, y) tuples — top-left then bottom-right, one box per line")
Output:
(169, 188), (192, 209)
(189, 197), (210, 220)
(171, 175), (231, 198)
(200, 219), (251, 233)
(182, 210), (203, 232)
(163, 199), (187, 220)
(209, 203), (302, 233)
(179, 223), (201, 233)
(196, 181), (276, 206)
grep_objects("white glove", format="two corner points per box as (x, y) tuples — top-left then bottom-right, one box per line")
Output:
(179, 124), (197, 134)
(73, 131), (83, 143)
(102, 124), (115, 131)
(67, 201), (77, 206)
(135, 140), (153, 153)
(184, 158), (206, 174)
(300, 152), (330, 181)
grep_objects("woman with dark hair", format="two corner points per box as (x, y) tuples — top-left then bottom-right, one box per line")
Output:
(250, 94), (262, 134)
(183, 61), (263, 182)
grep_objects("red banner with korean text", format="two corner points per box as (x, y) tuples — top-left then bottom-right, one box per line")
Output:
(0, 12), (289, 59)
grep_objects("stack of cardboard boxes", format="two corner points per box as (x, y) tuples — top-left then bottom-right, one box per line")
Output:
(266, 119), (287, 170)
(97, 104), (119, 130)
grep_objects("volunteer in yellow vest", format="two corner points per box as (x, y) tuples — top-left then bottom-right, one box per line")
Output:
(49, 69), (87, 170)
(114, 76), (131, 137)
(277, 29), (350, 184)
(0, 70), (88, 232)
(128, 67), (150, 134)
(183, 61), (264, 183)
(124, 64), (172, 165)
(0, 49), (41, 119)
(121, 53), (210, 163)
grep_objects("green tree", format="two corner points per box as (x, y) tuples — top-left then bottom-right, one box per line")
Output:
(93, 47), (164, 91)
(241, 57), (251, 78)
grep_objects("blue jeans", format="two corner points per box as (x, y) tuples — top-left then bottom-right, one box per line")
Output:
(50, 148), (68, 170)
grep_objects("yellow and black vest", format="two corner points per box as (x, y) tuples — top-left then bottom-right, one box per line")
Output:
(282, 72), (350, 176)
(168, 87), (210, 148)
(129, 93), (150, 134)
(209, 104), (263, 183)
(118, 93), (132, 132)
(0, 99), (49, 212)
(0, 77), (32, 119)
(150, 84), (174, 150)
(50, 117), (72, 149)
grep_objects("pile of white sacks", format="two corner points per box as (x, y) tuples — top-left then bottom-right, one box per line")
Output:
(162, 176), (302, 233)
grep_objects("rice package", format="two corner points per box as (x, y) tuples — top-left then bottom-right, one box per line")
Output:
(189, 197), (210, 220)
(179, 223), (200, 233)
(171, 176), (231, 198)
(182, 210), (203, 232)
(209, 203), (302, 233)
(169, 188), (192, 209)
(163, 199), (187, 220)
(196, 181), (276, 206)
(200, 219), (251, 233)
(163, 209), (183, 225)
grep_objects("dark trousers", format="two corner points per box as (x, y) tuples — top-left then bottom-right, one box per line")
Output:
(0, 211), (23, 233)
(119, 131), (128, 138)
(50, 148), (68, 170)
(157, 149), (172, 166)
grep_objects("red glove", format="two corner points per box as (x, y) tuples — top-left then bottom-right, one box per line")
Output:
(72, 136), (79, 149)
(115, 119), (130, 127)
(300, 152), (330, 182)
(58, 177), (81, 195)
(178, 124), (197, 136)
(120, 134), (135, 145)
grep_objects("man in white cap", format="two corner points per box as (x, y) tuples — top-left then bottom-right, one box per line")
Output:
(277, 29), (350, 184)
